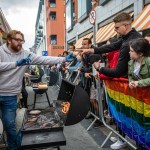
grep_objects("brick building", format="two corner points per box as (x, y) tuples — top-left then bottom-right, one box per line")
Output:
(35, 0), (65, 56)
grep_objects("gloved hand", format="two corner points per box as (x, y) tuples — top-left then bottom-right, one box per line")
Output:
(16, 57), (31, 66)
(65, 53), (76, 62)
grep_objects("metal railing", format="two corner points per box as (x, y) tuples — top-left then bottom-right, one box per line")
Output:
(97, 77), (150, 150)
(58, 67), (150, 149)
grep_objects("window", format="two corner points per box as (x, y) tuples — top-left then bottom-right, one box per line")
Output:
(144, 0), (150, 5)
(66, 0), (73, 31)
(78, 0), (92, 22)
(50, 35), (57, 45)
(50, 12), (56, 20)
(49, 0), (56, 8)
(78, 0), (86, 19)
(72, 2), (76, 26)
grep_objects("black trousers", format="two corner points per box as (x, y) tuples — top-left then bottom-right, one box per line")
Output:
(20, 86), (28, 108)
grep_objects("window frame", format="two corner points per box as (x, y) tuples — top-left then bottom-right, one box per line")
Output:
(49, 11), (56, 20)
(66, 0), (73, 32)
(50, 35), (57, 45)
(49, 0), (56, 8)
(78, 0), (92, 23)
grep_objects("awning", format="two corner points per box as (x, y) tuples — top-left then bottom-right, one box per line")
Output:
(75, 32), (93, 48)
(96, 22), (116, 43)
(132, 4), (150, 31)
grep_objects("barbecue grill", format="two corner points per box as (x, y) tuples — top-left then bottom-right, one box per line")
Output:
(30, 75), (41, 83)
(21, 79), (90, 149)
(33, 88), (51, 108)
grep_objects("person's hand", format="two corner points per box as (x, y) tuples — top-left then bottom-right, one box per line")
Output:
(81, 49), (94, 55)
(133, 81), (139, 88)
(16, 57), (31, 66)
(65, 62), (69, 65)
(74, 49), (84, 53)
(93, 60), (101, 71)
(73, 51), (79, 56)
(129, 81), (134, 89)
(65, 66), (69, 69)
(129, 81), (139, 89)
(78, 68), (81, 72)
(94, 72), (100, 80)
(84, 72), (91, 78)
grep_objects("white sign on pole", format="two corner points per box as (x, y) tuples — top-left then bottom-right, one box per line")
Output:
(89, 10), (96, 25)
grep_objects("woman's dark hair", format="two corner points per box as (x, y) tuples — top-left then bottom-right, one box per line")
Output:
(129, 38), (150, 56)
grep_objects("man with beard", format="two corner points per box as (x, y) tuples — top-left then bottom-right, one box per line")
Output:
(0, 30), (74, 150)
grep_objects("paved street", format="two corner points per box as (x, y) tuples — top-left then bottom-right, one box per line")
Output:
(25, 85), (110, 150)
(0, 79), (134, 150)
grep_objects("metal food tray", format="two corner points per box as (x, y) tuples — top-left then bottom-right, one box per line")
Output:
(21, 108), (64, 133)
(21, 127), (66, 149)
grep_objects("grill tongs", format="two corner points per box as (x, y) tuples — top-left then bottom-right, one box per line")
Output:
(53, 100), (64, 126)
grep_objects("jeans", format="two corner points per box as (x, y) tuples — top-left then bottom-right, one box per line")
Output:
(0, 95), (18, 150)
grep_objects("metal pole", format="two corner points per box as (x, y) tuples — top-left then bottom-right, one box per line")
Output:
(44, 0), (47, 51)
(93, 23), (96, 46)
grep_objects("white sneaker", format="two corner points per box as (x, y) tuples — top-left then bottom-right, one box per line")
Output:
(110, 139), (127, 150)
(110, 137), (118, 143)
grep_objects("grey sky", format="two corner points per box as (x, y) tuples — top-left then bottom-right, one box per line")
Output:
(0, 0), (39, 50)
(1, 0), (38, 9)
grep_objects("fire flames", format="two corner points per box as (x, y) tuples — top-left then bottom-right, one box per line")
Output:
(61, 102), (70, 114)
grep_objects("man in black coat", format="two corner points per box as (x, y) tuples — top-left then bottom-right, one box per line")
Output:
(80, 12), (142, 78)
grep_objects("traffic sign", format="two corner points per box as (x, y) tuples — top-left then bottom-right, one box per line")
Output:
(89, 10), (96, 25)
(42, 51), (48, 56)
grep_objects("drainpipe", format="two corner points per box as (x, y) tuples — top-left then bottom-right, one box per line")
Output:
(44, 0), (47, 52)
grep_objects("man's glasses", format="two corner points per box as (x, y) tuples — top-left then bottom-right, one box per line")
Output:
(114, 24), (129, 30)
(12, 38), (25, 44)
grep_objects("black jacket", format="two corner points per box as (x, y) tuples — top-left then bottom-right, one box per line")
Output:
(94, 29), (142, 78)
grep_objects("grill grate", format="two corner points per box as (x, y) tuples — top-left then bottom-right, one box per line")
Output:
(22, 105), (66, 131)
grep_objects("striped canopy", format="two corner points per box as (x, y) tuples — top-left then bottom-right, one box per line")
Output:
(96, 22), (116, 43)
(132, 4), (150, 31)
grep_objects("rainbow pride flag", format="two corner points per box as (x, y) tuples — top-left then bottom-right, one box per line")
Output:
(104, 78), (150, 150)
